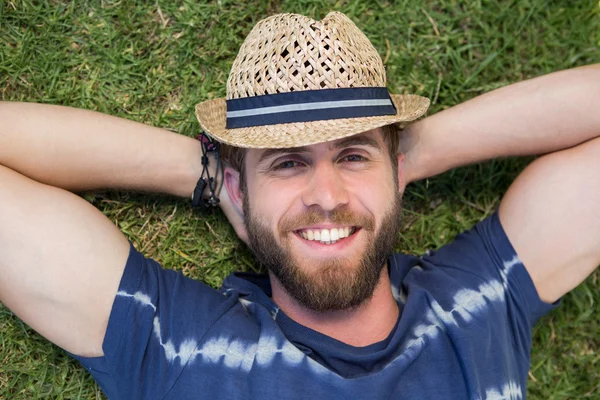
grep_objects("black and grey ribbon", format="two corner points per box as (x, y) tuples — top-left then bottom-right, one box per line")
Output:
(225, 87), (396, 128)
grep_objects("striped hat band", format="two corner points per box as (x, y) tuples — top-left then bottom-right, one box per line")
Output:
(226, 87), (396, 129)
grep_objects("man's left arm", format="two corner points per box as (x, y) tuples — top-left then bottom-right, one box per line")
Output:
(402, 64), (600, 303)
(499, 134), (600, 303)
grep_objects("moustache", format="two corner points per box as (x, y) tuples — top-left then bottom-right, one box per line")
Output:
(279, 207), (375, 234)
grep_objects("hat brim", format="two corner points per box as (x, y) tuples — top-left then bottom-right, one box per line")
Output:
(195, 94), (430, 149)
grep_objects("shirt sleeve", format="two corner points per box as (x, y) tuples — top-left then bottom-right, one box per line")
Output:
(477, 211), (559, 324)
(420, 212), (558, 356)
(72, 243), (238, 399)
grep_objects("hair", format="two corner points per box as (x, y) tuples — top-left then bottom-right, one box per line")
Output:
(220, 123), (401, 191)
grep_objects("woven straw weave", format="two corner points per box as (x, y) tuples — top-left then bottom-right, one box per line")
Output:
(195, 12), (430, 148)
(227, 12), (386, 98)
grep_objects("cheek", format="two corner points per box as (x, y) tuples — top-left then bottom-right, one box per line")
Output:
(248, 178), (304, 227)
(342, 170), (397, 219)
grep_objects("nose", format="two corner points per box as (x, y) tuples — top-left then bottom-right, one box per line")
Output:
(301, 161), (350, 211)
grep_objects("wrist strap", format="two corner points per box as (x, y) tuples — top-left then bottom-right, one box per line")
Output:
(192, 132), (223, 210)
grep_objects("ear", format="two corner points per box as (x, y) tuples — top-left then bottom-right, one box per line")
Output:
(222, 166), (249, 244)
(396, 153), (406, 194)
(224, 166), (244, 215)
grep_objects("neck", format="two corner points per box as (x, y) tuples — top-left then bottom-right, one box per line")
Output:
(269, 267), (399, 347)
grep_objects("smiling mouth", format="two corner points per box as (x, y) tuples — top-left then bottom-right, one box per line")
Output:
(294, 226), (359, 245)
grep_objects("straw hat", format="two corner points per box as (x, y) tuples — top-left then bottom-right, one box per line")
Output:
(195, 11), (429, 149)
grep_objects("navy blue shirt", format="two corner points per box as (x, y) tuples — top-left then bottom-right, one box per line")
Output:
(74, 212), (556, 399)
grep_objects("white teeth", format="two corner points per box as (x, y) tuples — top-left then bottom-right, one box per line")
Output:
(297, 227), (355, 244)
(330, 228), (339, 241)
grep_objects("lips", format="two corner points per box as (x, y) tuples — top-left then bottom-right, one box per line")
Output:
(295, 226), (358, 245)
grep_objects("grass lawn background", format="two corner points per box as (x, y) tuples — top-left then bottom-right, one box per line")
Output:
(1, 0), (599, 398)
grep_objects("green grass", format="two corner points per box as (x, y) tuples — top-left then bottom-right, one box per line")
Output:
(1, 0), (599, 398)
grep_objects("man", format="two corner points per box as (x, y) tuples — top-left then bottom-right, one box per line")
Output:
(0, 10), (598, 399)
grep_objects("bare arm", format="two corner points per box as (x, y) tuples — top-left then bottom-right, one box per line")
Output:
(0, 102), (203, 196)
(0, 102), (246, 239)
(401, 64), (600, 303)
(0, 165), (130, 357)
(401, 64), (600, 184)
(0, 103), (235, 356)
(499, 136), (600, 303)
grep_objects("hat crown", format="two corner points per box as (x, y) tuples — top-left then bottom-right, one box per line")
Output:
(226, 12), (387, 100)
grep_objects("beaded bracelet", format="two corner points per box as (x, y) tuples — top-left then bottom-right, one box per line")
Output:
(191, 132), (223, 210)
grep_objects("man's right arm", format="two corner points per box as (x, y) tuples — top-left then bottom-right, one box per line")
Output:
(0, 102), (207, 357)
(0, 102), (204, 195)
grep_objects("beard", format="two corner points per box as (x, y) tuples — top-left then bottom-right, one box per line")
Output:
(243, 194), (403, 313)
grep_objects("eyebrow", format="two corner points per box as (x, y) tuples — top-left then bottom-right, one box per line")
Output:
(328, 134), (382, 151)
(256, 133), (382, 166)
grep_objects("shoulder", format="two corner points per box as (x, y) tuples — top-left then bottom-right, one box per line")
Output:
(397, 213), (556, 324)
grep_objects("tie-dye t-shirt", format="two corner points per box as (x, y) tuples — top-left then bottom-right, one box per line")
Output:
(74, 212), (556, 399)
